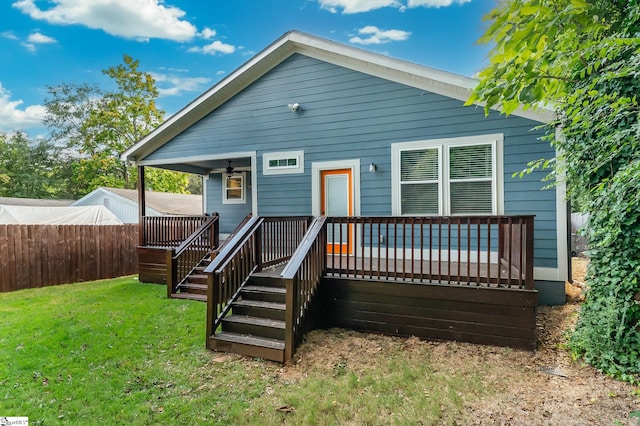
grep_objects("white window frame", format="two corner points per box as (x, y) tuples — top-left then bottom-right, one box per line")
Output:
(222, 172), (246, 204)
(391, 134), (504, 216)
(263, 150), (304, 175)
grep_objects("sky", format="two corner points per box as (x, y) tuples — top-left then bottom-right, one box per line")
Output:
(0, 0), (499, 137)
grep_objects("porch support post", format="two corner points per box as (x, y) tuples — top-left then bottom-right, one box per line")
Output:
(138, 165), (146, 246)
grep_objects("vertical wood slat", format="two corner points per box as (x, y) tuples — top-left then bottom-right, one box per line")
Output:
(0, 224), (139, 293)
(324, 215), (535, 289)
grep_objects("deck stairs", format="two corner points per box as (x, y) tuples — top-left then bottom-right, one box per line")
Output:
(170, 255), (212, 302)
(209, 268), (287, 363)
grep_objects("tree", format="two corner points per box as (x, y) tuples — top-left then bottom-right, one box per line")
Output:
(0, 132), (70, 199)
(469, 0), (640, 381)
(45, 55), (192, 196)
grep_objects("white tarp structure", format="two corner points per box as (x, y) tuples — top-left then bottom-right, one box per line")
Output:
(0, 205), (123, 225)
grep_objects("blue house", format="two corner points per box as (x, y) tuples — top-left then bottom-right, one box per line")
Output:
(123, 31), (568, 362)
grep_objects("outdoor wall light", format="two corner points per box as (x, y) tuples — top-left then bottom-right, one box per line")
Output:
(287, 103), (301, 112)
(369, 163), (377, 173)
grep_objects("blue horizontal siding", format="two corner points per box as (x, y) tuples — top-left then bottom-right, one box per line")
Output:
(146, 53), (559, 269)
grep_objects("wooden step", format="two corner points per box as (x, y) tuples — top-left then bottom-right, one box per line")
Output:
(171, 292), (207, 302)
(241, 285), (286, 303)
(246, 274), (286, 288)
(231, 299), (286, 321)
(188, 273), (208, 285)
(179, 282), (207, 295)
(209, 332), (285, 363)
(222, 314), (285, 340)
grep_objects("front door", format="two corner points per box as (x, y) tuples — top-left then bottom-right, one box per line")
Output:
(321, 169), (353, 254)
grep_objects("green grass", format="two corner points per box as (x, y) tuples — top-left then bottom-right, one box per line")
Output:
(0, 278), (490, 425)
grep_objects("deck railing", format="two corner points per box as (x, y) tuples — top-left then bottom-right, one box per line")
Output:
(325, 215), (534, 289)
(281, 216), (327, 361)
(205, 216), (312, 340)
(166, 214), (219, 297)
(141, 215), (209, 247)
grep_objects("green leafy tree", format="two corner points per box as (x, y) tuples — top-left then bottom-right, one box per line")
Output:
(0, 131), (70, 199)
(469, 0), (640, 381)
(45, 55), (192, 196)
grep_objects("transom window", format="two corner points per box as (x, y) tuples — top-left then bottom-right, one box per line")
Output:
(222, 173), (246, 204)
(392, 134), (503, 216)
(263, 150), (304, 175)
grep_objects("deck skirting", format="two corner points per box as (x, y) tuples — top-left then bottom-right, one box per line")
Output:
(319, 277), (537, 350)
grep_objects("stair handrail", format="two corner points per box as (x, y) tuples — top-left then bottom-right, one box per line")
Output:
(203, 216), (261, 274)
(206, 216), (265, 340)
(166, 214), (219, 297)
(281, 216), (327, 362)
(173, 213), (219, 257)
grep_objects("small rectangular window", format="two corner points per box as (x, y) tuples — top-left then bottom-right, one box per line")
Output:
(222, 173), (245, 204)
(263, 150), (304, 175)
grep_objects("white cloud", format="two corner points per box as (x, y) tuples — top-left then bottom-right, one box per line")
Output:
(408, 0), (471, 7)
(151, 73), (211, 97)
(198, 27), (216, 40)
(2, 31), (19, 40)
(27, 32), (57, 44)
(12, 0), (197, 41)
(187, 40), (236, 56)
(319, 0), (471, 13)
(0, 82), (46, 131)
(349, 26), (411, 45)
(319, 0), (400, 13)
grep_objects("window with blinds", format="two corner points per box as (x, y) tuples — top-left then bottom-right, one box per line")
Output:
(397, 138), (497, 215)
(400, 148), (440, 214)
(448, 144), (493, 214)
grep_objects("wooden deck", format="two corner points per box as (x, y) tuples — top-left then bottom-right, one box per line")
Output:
(326, 255), (523, 287)
(253, 259), (537, 351)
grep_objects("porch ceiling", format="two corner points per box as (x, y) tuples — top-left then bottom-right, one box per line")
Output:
(143, 157), (252, 176)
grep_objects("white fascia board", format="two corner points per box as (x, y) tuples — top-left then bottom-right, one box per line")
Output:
(288, 32), (554, 123)
(121, 36), (296, 164)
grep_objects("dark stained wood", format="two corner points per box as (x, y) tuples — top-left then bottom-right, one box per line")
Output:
(0, 224), (138, 293)
(321, 277), (537, 350)
(138, 165), (146, 246)
(138, 246), (170, 284)
(325, 215), (535, 290)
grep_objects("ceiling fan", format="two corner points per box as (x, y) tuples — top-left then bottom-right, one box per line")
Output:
(225, 160), (242, 175)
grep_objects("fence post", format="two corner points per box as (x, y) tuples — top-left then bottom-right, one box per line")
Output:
(525, 216), (535, 290)
(206, 272), (216, 349)
(284, 277), (295, 363)
(166, 248), (176, 298)
(255, 223), (263, 272)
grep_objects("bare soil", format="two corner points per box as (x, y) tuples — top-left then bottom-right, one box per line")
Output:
(282, 257), (640, 425)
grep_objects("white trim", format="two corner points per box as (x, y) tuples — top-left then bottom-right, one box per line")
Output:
(391, 133), (504, 216)
(534, 266), (563, 281)
(135, 151), (256, 168)
(250, 152), (258, 216)
(222, 172), (246, 204)
(554, 128), (569, 282)
(311, 159), (361, 217)
(263, 150), (304, 175)
(202, 176), (208, 214)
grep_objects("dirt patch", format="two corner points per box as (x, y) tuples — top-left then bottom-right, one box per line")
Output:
(280, 257), (640, 424)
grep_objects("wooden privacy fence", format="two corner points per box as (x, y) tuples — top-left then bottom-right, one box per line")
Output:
(0, 224), (138, 293)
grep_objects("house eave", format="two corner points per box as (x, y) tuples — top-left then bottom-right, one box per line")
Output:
(122, 30), (554, 164)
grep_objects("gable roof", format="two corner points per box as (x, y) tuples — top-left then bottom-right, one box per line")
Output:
(122, 30), (553, 164)
(73, 187), (202, 216)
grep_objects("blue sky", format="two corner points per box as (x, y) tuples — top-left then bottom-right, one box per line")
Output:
(0, 0), (498, 136)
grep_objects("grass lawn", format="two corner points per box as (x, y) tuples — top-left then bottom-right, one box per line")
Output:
(0, 277), (491, 425)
